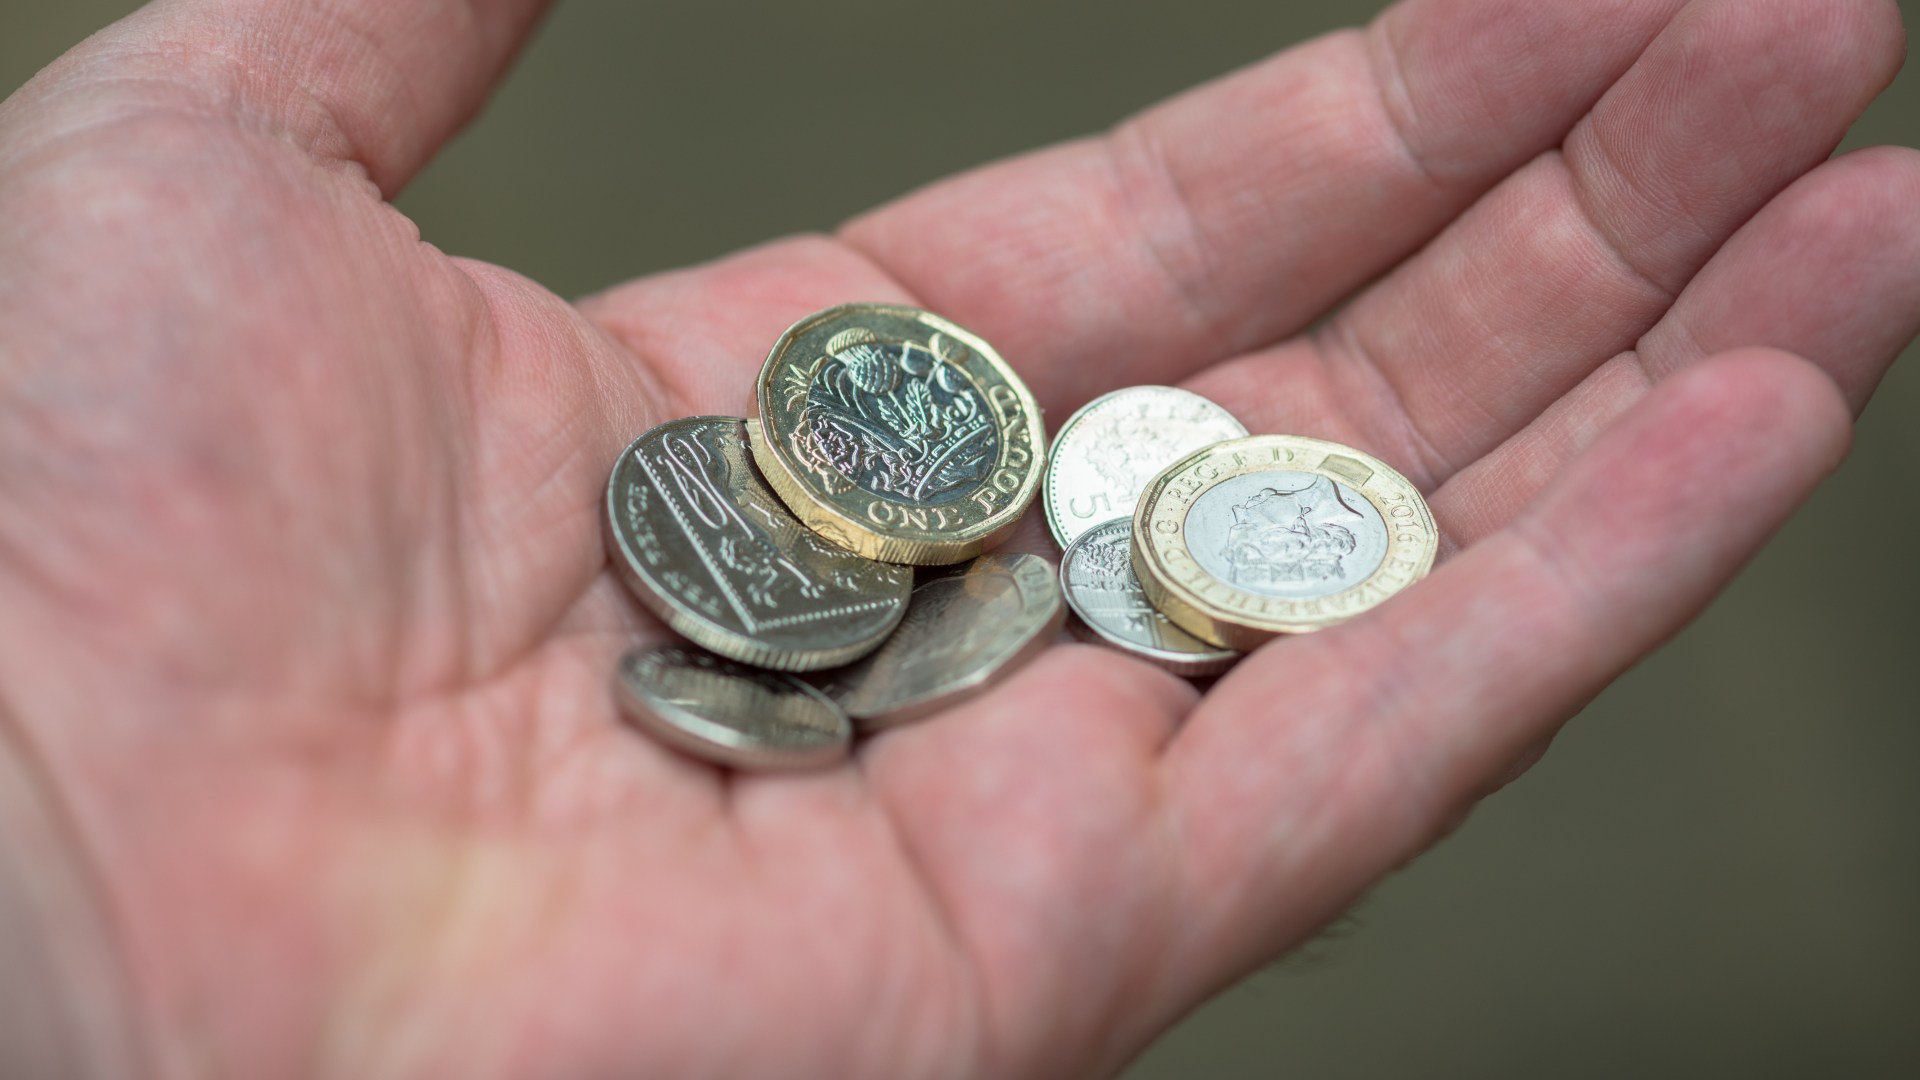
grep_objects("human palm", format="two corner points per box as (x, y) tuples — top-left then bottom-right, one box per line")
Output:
(2, 0), (1916, 1077)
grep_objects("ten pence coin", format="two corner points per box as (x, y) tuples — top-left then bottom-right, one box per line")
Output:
(605, 417), (912, 672)
(1131, 435), (1438, 649)
(1044, 386), (1247, 549)
(615, 645), (852, 770)
(1060, 517), (1239, 676)
(813, 553), (1065, 730)
(750, 304), (1046, 566)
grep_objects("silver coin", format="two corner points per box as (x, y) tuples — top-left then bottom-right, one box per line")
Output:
(814, 553), (1065, 730)
(615, 645), (851, 770)
(1184, 470), (1391, 600)
(1060, 517), (1240, 676)
(605, 417), (913, 671)
(1044, 386), (1247, 549)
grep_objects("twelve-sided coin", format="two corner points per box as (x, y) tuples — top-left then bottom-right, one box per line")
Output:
(750, 304), (1046, 565)
(1132, 435), (1438, 648)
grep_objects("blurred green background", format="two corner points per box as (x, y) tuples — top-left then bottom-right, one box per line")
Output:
(4, 1), (1916, 1076)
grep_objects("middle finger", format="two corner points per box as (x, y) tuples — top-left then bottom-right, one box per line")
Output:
(1189, 0), (1902, 489)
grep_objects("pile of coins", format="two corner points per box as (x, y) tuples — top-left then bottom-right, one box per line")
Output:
(605, 304), (1438, 769)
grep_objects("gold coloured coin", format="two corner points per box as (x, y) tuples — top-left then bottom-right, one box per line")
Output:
(1131, 435), (1438, 648)
(750, 304), (1046, 565)
(605, 417), (913, 671)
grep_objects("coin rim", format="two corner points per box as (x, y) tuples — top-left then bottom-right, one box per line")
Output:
(1130, 435), (1439, 647)
(1043, 385), (1248, 550)
(819, 553), (1066, 731)
(614, 645), (852, 770)
(604, 416), (912, 672)
(750, 304), (1047, 565)
(1059, 517), (1241, 676)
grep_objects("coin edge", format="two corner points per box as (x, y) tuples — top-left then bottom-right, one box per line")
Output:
(613, 645), (853, 770)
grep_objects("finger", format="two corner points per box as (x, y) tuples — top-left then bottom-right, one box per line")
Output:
(1437, 145), (1920, 545)
(1639, 147), (1920, 414)
(840, 0), (1689, 414)
(1155, 349), (1851, 993)
(14, 0), (553, 195)
(1197, 0), (1904, 486)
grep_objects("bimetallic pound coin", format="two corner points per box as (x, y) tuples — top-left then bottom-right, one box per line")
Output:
(605, 417), (912, 671)
(1044, 386), (1247, 549)
(1132, 435), (1438, 649)
(615, 645), (852, 770)
(1060, 517), (1239, 676)
(750, 304), (1046, 565)
(814, 553), (1065, 730)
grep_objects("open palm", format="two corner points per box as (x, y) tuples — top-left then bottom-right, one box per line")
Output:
(2, 0), (1916, 1076)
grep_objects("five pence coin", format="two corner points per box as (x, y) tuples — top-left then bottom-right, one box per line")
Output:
(1044, 386), (1247, 549)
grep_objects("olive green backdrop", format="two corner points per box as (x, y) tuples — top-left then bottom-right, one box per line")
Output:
(4, 2), (1916, 1076)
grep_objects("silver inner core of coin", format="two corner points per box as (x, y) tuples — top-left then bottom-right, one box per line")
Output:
(1065, 519), (1232, 658)
(1184, 471), (1389, 600)
(798, 341), (998, 506)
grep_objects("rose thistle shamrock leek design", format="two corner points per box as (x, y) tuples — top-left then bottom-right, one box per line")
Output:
(781, 332), (999, 506)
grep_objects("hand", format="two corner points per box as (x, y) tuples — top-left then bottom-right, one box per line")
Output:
(1, 0), (1914, 1076)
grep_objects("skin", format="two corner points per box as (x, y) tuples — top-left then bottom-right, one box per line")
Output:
(0, 0), (1916, 1076)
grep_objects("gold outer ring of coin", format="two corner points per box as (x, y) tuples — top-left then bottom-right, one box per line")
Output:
(1131, 434), (1440, 649)
(749, 303), (1047, 565)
